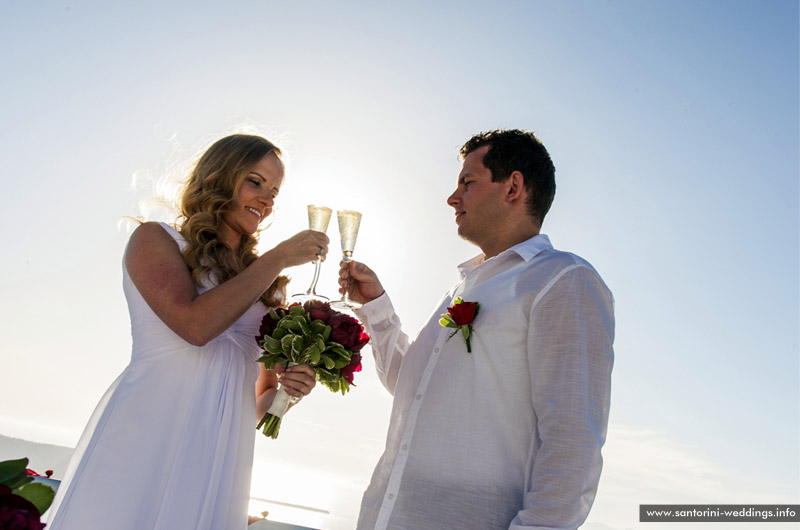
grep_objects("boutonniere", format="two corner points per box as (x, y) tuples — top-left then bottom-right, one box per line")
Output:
(439, 297), (480, 352)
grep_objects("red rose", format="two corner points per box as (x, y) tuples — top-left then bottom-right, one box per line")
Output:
(329, 313), (368, 351)
(352, 331), (369, 352)
(0, 505), (46, 530)
(340, 353), (362, 385)
(447, 301), (478, 326)
(257, 310), (281, 339)
(0, 487), (45, 530)
(303, 300), (334, 324)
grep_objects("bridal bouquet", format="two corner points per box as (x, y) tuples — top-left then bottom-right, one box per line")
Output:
(0, 458), (56, 530)
(255, 300), (369, 438)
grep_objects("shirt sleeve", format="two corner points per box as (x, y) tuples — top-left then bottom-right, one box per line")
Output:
(510, 264), (615, 530)
(355, 292), (411, 395)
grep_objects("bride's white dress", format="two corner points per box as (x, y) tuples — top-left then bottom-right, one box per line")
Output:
(47, 223), (267, 530)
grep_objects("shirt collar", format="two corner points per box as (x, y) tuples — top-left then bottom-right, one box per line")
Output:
(457, 234), (553, 278)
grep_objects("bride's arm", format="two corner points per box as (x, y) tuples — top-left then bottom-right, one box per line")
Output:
(125, 222), (327, 346)
(255, 365), (279, 418)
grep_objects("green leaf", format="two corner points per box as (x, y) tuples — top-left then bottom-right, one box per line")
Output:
(289, 305), (305, 316)
(6, 475), (33, 490)
(331, 345), (349, 358)
(296, 316), (311, 337)
(16, 482), (55, 514)
(257, 352), (286, 370)
(310, 320), (328, 336)
(267, 344), (284, 356)
(256, 354), (275, 365)
(313, 338), (328, 358)
(290, 335), (305, 356)
(303, 341), (321, 359)
(309, 348), (321, 365)
(315, 367), (335, 380)
(0, 457), (28, 482)
(333, 357), (351, 369)
(0, 458), (29, 487)
(322, 325), (332, 342)
(273, 327), (287, 340)
(279, 319), (301, 333)
(260, 335), (282, 354)
(323, 356), (335, 370)
(281, 334), (295, 355)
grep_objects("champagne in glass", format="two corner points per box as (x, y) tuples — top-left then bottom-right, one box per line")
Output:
(308, 205), (332, 233)
(332, 209), (362, 310)
(292, 205), (332, 302)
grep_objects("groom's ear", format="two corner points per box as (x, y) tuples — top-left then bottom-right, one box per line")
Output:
(505, 171), (526, 204)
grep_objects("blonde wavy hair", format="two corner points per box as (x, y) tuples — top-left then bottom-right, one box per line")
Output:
(178, 134), (288, 307)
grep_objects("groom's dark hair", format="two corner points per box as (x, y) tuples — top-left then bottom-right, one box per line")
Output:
(460, 129), (556, 226)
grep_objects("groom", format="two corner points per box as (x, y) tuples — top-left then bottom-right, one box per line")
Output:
(340, 129), (615, 530)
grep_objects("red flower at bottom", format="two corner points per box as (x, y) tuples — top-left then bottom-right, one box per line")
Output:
(0, 486), (45, 530)
(340, 353), (362, 385)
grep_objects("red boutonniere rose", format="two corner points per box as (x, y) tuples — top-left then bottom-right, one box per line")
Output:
(439, 297), (480, 352)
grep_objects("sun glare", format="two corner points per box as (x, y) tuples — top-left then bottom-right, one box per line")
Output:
(248, 458), (357, 529)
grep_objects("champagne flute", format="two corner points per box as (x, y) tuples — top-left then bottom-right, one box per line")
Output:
(331, 209), (362, 310)
(292, 205), (332, 302)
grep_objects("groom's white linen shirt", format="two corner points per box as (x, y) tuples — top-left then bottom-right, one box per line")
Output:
(354, 234), (615, 530)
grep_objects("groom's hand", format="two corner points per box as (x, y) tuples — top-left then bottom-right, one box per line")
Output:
(338, 260), (385, 304)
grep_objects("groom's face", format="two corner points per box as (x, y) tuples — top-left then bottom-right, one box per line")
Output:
(447, 145), (507, 250)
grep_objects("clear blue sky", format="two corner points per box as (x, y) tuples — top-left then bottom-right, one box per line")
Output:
(1, 1), (797, 529)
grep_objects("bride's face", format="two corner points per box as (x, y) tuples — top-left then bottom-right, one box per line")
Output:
(219, 151), (284, 247)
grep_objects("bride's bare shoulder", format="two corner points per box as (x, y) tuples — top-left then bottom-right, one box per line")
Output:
(130, 221), (178, 244)
(126, 222), (181, 260)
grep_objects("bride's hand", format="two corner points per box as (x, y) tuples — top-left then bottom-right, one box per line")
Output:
(275, 363), (317, 400)
(267, 230), (329, 269)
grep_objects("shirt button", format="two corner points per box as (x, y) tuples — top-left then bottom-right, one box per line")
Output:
(388, 493), (394, 500)
(434, 347), (439, 353)
(402, 444), (408, 450)
(415, 394), (422, 400)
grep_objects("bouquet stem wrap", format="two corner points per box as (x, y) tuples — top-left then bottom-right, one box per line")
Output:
(257, 363), (301, 439)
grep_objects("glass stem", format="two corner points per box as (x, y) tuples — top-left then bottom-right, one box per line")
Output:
(307, 259), (323, 295)
(341, 253), (352, 303)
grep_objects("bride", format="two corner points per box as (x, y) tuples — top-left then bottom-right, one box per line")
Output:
(47, 134), (326, 530)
